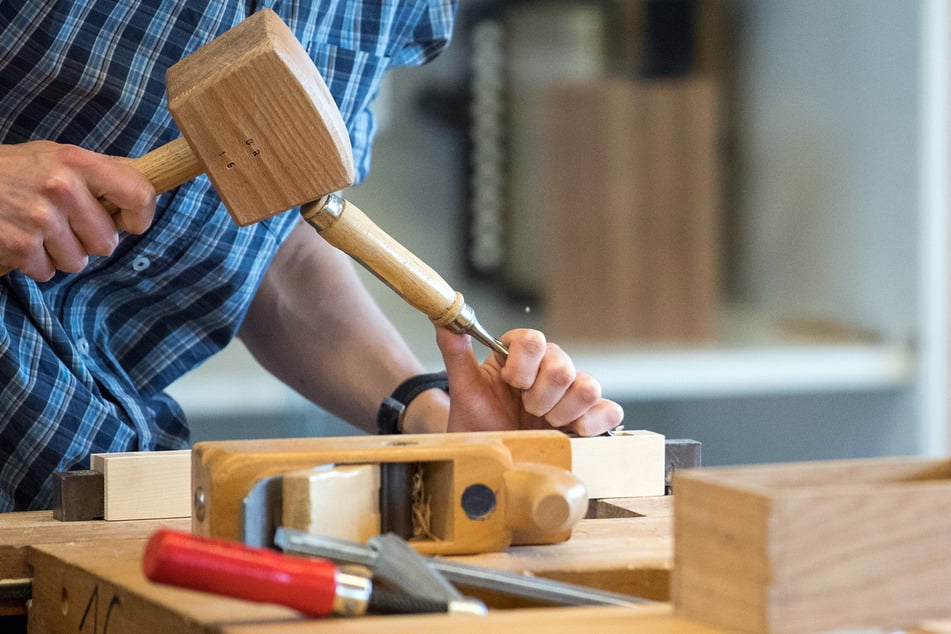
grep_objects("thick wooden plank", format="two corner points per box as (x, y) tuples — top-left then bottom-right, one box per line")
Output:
(219, 604), (721, 634)
(0, 512), (190, 617)
(28, 534), (706, 634)
(546, 77), (719, 343)
(28, 539), (300, 634)
(674, 457), (951, 633)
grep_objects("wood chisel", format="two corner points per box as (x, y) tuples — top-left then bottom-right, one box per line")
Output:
(301, 193), (508, 356)
(142, 528), (475, 616)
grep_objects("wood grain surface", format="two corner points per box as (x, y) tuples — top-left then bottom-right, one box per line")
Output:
(25, 497), (675, 633)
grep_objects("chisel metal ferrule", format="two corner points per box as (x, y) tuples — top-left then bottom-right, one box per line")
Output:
(302, 192), (344, 230)
(445, 301), (508, 357)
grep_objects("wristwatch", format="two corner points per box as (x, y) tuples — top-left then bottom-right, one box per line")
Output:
(376, 371), (450, 434)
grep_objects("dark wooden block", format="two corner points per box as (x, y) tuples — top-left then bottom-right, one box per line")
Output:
(51, 470), (104, 521)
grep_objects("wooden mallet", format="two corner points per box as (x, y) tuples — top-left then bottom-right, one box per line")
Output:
(10, 10), (507, 355)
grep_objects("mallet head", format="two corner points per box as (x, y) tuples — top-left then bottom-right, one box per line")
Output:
(166, 9), (355, 226)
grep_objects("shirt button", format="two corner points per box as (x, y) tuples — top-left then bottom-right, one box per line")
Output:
(76, 338), (90, 355)
(132, 255), (151, 272)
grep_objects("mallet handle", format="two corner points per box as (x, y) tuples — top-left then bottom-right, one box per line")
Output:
(127, 135), (204, 199)
(99, 136), (203, 213)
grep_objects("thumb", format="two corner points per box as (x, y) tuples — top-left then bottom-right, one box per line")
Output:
(434, 326), (482, 386)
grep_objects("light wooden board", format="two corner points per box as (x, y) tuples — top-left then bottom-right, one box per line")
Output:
(673, 457), (951, 633)
(570, 430), (665, 498)
(92, 450), (192, 520)
(27, 497), (674, 633)
(75, 430), (662, 529)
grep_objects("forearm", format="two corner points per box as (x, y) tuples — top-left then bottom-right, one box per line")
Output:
(238, 220), (448, 433)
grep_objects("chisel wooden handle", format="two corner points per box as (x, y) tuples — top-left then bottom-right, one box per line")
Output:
(301, 194), (461, 324)
(301, 193), (507, 355)
(143, 528), (370, 617)
(0, 137), (202, 277)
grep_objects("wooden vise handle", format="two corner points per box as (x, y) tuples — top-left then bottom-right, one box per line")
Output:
(504, 462), (588, 537)
(0, 137), (202, 277)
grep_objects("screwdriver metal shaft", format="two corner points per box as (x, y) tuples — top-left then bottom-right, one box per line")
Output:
(275, 528), (649, 609)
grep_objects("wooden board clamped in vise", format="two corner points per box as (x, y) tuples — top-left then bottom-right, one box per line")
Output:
(191, 430), (587, 556)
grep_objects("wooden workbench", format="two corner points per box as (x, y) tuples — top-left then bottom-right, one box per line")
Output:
(9, 496), (706, 632)
(0, 512), (191, 583)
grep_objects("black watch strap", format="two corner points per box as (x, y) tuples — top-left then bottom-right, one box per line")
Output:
(376, 371), (450, 434)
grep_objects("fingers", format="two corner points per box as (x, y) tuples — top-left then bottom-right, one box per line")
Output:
(0, 142), (156, 281)
(497, 328), (548, 388)
(40, 158), (120, 260)
(434, 326), (481, 385)
(84, 153), (156, 234)
(10, 165), (111, 280)
(564, 399), (625, 437)
(515, 340), (578, 420)
(504, 329), (625, 436)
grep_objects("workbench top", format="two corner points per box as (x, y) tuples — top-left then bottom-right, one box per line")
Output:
(7, 497), (682, 632)
(0, 511), (190, 580)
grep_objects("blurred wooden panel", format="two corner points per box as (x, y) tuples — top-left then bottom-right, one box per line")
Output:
(546, 77), (719, 342)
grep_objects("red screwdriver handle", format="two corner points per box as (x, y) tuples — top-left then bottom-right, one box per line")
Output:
(143, 528), (341, 617)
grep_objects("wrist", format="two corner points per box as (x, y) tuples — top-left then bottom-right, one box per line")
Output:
(400, 388), (450, 434)
(376, 371), (450, 434)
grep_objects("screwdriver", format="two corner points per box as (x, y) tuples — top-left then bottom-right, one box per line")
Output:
(275, 527), (650, 608)
(142, 528), (452, 617)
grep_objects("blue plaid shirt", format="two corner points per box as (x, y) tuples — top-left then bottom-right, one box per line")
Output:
(0, 0), (455, 511)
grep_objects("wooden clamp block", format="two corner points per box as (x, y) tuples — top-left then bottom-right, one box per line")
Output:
(282, 464), (381, 543)
(51, 470), (104, 521)
(91, 450), (192, 521)
(673, 456), (951, 633)
(191, 430), (585, 555)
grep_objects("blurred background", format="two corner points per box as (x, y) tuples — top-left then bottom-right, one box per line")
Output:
(170, 0), (951, 466)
